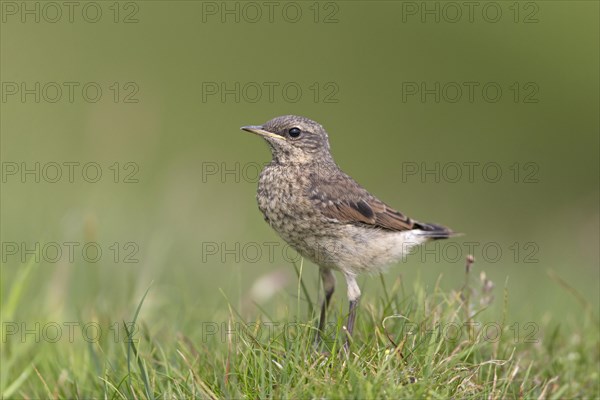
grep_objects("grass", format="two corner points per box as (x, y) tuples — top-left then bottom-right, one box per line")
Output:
(1, 256), (599, 399)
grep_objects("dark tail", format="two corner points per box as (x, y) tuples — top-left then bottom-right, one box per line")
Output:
(414, 222), (460, 240)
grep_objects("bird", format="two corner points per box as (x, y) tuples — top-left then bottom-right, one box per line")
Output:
(241, 115), (456, 351)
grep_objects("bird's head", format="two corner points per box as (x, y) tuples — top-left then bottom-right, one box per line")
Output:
(242, 115), (332, 164)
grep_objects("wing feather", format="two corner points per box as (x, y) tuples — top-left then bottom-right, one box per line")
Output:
(307, 170), (416, 231)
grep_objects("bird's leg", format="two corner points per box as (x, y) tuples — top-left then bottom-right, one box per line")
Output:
(343, 273), (361, 352)
(315, 267), (335, 345)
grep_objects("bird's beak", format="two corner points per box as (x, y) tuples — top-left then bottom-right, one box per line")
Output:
(241, 125), (286, 141)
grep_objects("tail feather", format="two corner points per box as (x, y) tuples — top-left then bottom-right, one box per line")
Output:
(414, 222), (460, 240)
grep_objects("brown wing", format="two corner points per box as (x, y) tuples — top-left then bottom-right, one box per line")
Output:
(307, 170), (417, 232)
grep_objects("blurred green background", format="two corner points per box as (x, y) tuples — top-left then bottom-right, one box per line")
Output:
(1, 0), (598, 351)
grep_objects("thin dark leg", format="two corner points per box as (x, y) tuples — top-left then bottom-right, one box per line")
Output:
(343, 273), (361, 352)
(318, 285), (334, 334)
(343, 299), (359, 351)
(315, 268), (335, 345)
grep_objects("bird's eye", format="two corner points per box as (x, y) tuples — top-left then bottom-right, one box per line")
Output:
(288, 127), (302, 138)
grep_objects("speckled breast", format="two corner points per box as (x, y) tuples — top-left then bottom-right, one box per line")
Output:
(256, 163), (327, 259)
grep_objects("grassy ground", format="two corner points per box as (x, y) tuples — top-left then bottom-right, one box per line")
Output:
(1, 256), (599, 399)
